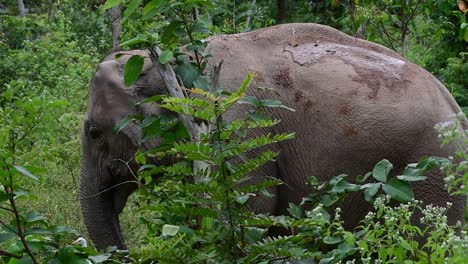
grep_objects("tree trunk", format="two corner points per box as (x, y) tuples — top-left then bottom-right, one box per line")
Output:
(108, 6), (122, 50)
(17, 0), (27, 16)
(277, 0), (287, 24)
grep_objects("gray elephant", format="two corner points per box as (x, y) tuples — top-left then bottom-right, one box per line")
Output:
(79, 23), (466, 249)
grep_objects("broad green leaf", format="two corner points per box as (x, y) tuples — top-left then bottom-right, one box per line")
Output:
(237, 96), (258, 106)
(260, 99), (295, 111)
(89, 253), (112, 263)
(140, 116), (159, 128)
(53, 226), (80, 235)
(142, 95), (165, 103)
(396, 175), (427, 182)
(161, 21), (183, 45)
(174, 63), (199, 88)
(162, 224), (179, 236)
(23, 211), (47, 223)
(372, 159), (393, 183)
(363, 183), (381, 202)
(143, 0), (164, 20)
(323, 236), (343, 245)
(113, 115), (133, 134)
(101, 0), (122, 11)
(331, 180), (359, 193)
(287, 203), (303, 219)
(307, 176), (319, 186)
(124, 55), (144, 86)
(321, 193), (339, 207)
(158, 50), (173, 64)
(122, 0), (142, 23)
(0, 231), (15, 243)
(120, 34), (148, 47)
(382, 179), (414, 202)
(235, 193), (253, 205)
(175, 122), (189, 140)
(14, 165), (39, 182)
(193, 76), (210, 91)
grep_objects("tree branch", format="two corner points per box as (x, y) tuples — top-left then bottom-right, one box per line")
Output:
(148, 46), (212, 181)
(0, 250), (21, 259)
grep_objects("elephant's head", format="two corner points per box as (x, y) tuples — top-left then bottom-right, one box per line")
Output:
(79, 51), (166, 249)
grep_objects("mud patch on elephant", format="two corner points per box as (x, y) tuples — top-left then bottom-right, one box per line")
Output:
(294, 91), (303, 102)
(304, 99), (313, 111)
(338, 103), (352, 116)
(273, 65), (294, 89)
(342, 125), (359, 139)
(352, 75), (381, 99)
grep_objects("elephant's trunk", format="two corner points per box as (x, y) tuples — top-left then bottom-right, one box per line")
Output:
(79, 161), (126, 250)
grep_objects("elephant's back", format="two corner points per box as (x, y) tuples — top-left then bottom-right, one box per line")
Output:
(208, 23), (463, 184)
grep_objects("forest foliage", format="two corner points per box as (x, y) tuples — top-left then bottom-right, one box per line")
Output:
(0, 0), (467, 263)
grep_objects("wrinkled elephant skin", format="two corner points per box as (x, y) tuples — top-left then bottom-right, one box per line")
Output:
(79, 23), (466, 249)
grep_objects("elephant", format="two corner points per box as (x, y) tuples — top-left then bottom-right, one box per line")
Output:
(79, 23), (466, 249)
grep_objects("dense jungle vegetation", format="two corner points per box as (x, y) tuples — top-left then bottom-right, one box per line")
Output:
(1, 0), (468, 263)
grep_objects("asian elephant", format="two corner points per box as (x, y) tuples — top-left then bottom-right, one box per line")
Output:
(79, 23), (466, 249)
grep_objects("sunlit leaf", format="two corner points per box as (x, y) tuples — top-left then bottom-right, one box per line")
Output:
(14, 165), (39, 182)
(158, 50), (173, 64)
(101, 0), (123, 11)
(162, 224), (179, 236)
(122, 0), (142, 23)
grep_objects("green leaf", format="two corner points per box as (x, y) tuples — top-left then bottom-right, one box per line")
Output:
(363, 183), (381, 202)
(23, 211), (47, 223)
(260, 100), (295, 111)
(382, 179), (414, 202)
(323, 236), (343, 245)
(396, 175), (427, 182)
(0, 192), (13, 202)
(120, 34), (148, 47)
(14, 165), (39, 182)
(307, 176), (319, 186)
(237, 96), (258, 106)
(0, 231), (15, 243)
(287, 203), (303, 219)
(161, 21), (183, 45)
(372, 159), (393, 183)
(122, 0), (142, 23)
(320, 194), (339, 207)
(89, 253), (112, 263)
(143, 0), (164, 19)
(101, 0), (122, 11)
(124, 55), (145, 86)
(46, 99), (70, 108)
(235, 193), (253, 205)
(331, 180), (360, 193)
(113, 115), (133, 134)
(174, 63), (199, 88)
(142, 95), (165, 103)
(158, 50), (173, 64)
(193, 76), (210, 91)
(162, 224), (179, 236)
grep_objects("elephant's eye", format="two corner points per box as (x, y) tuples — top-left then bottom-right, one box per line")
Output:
(89, 125), (101, 139)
